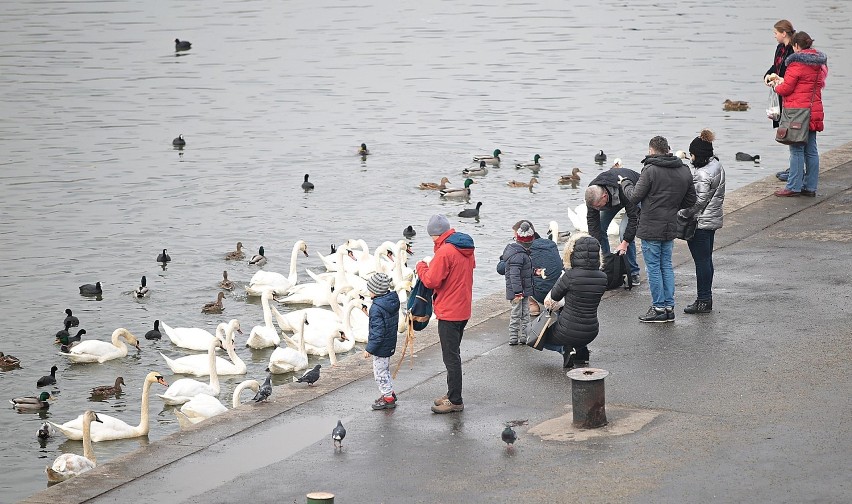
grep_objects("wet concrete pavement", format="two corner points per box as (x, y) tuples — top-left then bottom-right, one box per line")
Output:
(22, 143), (852, 503)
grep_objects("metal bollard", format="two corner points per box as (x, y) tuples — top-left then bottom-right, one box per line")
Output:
(566, 367), (609, 429)
(306, 491), (334, 503)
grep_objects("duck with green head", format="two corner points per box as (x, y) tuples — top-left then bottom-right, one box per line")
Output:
(463, 161), (488, 176)
(515, 154), (542, 170)
(11, 392), (53, 410)
(473, 149), (502, 165)
(440, 178), (475, 198)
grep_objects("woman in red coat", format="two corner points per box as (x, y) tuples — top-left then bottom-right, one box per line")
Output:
(769, 32), (828, 197)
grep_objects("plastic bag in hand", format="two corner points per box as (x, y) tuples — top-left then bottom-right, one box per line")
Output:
(766, 90), (781, 121)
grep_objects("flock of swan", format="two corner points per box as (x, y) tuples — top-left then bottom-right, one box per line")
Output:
(15, 235), (422, 484)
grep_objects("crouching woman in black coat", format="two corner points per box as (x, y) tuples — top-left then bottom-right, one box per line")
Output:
(544, 233), (608, 369)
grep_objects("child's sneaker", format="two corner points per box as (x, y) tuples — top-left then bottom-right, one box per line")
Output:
(509, 336), (520, 346)
(371, 395), (397, 410)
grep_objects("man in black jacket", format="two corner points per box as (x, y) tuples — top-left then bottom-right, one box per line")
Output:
(585, 168), (642, 285)
(620, 136), (697, 323)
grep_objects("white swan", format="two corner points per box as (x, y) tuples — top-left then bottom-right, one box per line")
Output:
(279, 246), (350, 307)
(232, 379), (260, 407)
(245, 240), (308, 296)
(51, 372), (168, 441)
(547, 220), (573, 244)
(345, 298), (370, 343)
(316, 239), (359, 272)
(45, 410), (102, 482)
(161, 319), (234, 351)
(269, 294), (339, 334)
(245, 290), (280, 349)
(160, 321), (246, 377)
(175, 394), (227, 428)
(157, 339), (221, 405)
(267, 314), (310, 374)
(563, 204), (622, 235)
(61, 328), (140, 363)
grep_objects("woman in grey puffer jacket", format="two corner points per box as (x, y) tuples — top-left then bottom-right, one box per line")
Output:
(679, 129), (726, 314)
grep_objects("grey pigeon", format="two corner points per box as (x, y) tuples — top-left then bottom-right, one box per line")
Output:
(294, 364), (321, 386)
(502, 425), (517, 448)
(253, 375), (273, 402)
(64, 308), (79, 327)
(332, 420), (346, 450)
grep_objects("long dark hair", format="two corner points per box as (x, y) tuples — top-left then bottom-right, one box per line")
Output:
(792, 31), (814, 50)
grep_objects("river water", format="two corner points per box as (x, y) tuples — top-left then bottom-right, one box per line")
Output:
(2, 0), (850, 501)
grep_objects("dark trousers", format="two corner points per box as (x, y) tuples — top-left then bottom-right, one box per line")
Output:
(438, 319), (467, 405)
(687, 228), (716, 300)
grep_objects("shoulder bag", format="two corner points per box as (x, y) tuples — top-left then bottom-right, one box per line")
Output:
(775, 83), (816, 145)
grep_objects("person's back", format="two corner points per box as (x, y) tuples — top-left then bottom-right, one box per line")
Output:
(628, 154), (696, 241)
(529, 236), (561, 304)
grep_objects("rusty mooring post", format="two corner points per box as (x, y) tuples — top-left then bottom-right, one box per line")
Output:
(567, 367), (609, 429)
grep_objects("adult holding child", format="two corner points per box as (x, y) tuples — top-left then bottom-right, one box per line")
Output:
(769, 31), (828, 198)
(679, 129), (726, 314)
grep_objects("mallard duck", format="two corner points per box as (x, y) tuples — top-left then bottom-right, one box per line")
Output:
(558, 168), (583, 184)
(248, 246), (267, 266)
(174, 38), (191, 51)
(473, 149), (502, 165)
(463, 161), (488, 176)
(507, 177), (539, 188)
(723, 99), (749, 111)
(301, 173), (315, 191)
(58, 329), (86, 346)
(37, 366), (58, 387)
(145, 320), (162, 340)
(172, 134), (186, 146)
(201, 292), (226, 314)
(219, 270), (234, 290)
(225, 242), (244, 260)
(458, 202), (482, 218)
(735, 152), (760, 162)
(79, 282), (102, 296)
(440, 178), (475, 198)
(134, 276), (149, 298)
(403, 226), (416, 238)
(0, 351), (21, 368)
(90, 377), (125, 397)
(64, 309), (79, 327)
(419, 176), (451, 190)
(55, 321), (71, 341)
(358, 143), (370, 156)
(45, 411), (101, 482)
(515, 154), (542, 170)
(157, 248), (171, 262)
(594, 150), (607, 164)
(11, 391), (53, 410)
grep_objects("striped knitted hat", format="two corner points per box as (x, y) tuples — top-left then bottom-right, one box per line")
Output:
(515, 221), (535, 243)
(367, 273), (391, 296)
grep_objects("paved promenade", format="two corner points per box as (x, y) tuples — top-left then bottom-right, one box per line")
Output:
(22, 142), (852, 504)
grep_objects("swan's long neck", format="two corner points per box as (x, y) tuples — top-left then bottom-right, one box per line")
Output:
(225, 325), (245, 369)
(215, 323), (228, 344)
(82, 415), (97, 465)
(298, 316), (307, 357)
(287, 241), (301, 285)
(232, 380), (260, 408)
(112, 330), (129, 356)
(208, 341), (220, 392)
(326, 326), (340, 366)
(137, 378), (154, 436)
(269, 304), (290, 332)
(261, 294), (273, 329)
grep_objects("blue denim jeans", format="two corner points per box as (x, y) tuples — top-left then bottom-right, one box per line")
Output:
(686, 229), (715, 301)
(598, 207), (640, 275)
(641, 239), (675, 308)
(786, 130), (819, 192)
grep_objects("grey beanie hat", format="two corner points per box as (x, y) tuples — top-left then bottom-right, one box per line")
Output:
(427, 214), (451, 236)
(367, 272), (391, 296)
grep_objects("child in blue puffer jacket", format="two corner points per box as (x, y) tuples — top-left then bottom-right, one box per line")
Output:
(363, 273), (401, 410)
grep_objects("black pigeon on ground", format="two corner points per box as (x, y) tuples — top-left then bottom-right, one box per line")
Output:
(55, 321), (71, 341)
(253, 375), (273, 402)
(301, 174), (315, 191)
(594, 150), (607, 164)
(79, 282), (102, 296)
(403, 225), (416, 239)
(37, 366), (58, 387)
(332, 420), (346, 450)
(157, 249), (171, 262)
(64, 309), (79, 327)
(145, 320), (162, 340)
(458, 201), (482, 218)
(502, 425), (517, 448)
(294, 364), (321, 386)
(175, 38), (192, 51)
(735, 152), (760, 162)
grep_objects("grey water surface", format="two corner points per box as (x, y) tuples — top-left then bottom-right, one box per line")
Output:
(1, 0), (850, 501)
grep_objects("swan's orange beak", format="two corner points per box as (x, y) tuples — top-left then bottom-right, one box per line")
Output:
(347, 250), (357, 261)
(156, 376), (168, 386)
(302, 249), (309, 257)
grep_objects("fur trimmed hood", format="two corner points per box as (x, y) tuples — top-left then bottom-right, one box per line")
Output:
(785, 49), (827, 67)
(561, 232), (602, 270)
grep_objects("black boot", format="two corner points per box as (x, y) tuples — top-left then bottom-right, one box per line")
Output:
(684, 299), (713, 314)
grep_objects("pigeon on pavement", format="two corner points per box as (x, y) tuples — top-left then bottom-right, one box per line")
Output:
(294, 364), (321, 386)
(332, 420), (346, 450)
(502, 425), (517, 449)
(253, 374), (273, 402)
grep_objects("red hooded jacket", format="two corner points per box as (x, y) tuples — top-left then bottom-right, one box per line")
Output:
(773, 49), (828, 132)
(415, 228), (476, 322)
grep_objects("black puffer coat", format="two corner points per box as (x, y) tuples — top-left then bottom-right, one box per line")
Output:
(548, 236), (608, 348)
(621, 154), (697, 242)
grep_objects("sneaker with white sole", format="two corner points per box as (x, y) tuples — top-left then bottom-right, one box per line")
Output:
(639, 306), (669, 323)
